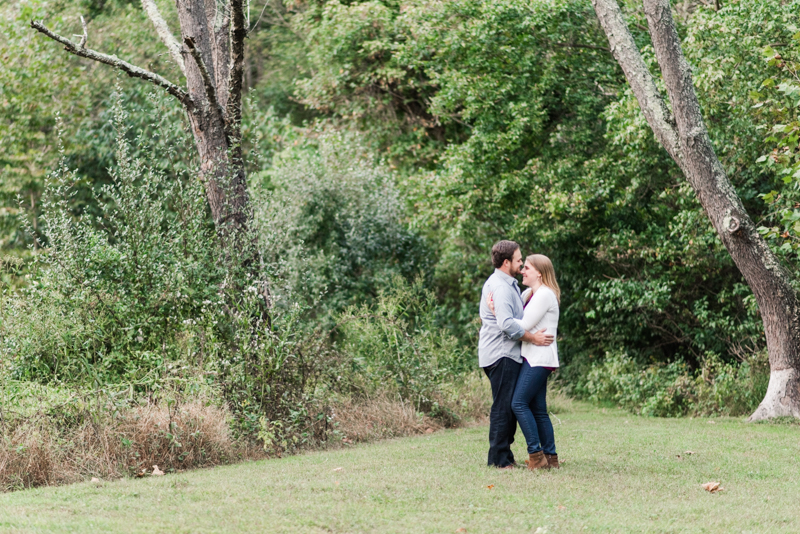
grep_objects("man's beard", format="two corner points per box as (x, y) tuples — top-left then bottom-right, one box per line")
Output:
(510, 264), (521, 277)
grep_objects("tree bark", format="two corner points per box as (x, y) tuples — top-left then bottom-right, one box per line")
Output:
(592, 0), (800, 420)
(174, 0), (249, 240)
(32, 0), (251, 247)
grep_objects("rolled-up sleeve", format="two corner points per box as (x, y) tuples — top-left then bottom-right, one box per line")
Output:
(494, 286), (525, 341)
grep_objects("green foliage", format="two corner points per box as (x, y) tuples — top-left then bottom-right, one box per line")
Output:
(0, 97), (335, 446)
(585, 350), (769, 417)
(293, 0), (782, 380)
(255, 129), (430, 329)
(1, 102), (221, 385)
(336, 276), (470, 419)
(5, 0), (800, 423)
(0, 0), (191, 258)
(752, 17), (800, 255)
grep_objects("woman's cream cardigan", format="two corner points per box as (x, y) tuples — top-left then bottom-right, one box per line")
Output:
(516, 286), (559, 368)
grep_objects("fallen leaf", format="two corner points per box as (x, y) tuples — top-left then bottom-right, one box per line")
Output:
(455, 529), (467, 533)
(342, 438), (353, 444)
(91, 477), (101, 483)
(135, 469), (147, 478)
(425, 428), (434, 434)
(152, 465), (165, 476)
(334, 481), (340, 486)
(675, 455), (683, 460)
(684, 451), (695, 455)
(701, 482), (723, 493)
(557, 505), (567, 510)
(333, 467), (343, 472)
(707, 420), (716, 424)
(486, 484), (494, 489)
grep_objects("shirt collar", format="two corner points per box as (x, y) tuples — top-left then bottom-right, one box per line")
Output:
(494, 268), (520, 290)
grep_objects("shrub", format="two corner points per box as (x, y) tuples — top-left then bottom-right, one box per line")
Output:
(1, 103), (223, 386)
(335, 276), (470, 421)
(253, 129), (430, 330)
(585, 350), (769, 417)
(0, 98), (332, 448)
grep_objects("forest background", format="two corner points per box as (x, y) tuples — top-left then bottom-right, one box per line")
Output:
(2, 0), (800, 490)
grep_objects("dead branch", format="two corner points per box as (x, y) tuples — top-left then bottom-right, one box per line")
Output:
(184, 36), (225, 122)
(30, 20), (191, 108)
(140, 0), (186, 75)
(79, 15), (87, 48)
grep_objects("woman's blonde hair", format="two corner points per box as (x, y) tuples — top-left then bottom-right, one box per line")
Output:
(527, 254), (561, 304)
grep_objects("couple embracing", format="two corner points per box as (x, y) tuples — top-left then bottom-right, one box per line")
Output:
(479, 240), (560, 471)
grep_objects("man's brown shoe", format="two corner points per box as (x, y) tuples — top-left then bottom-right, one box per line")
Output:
(526, 451), (549, 470)
(545, 453), (559, 469)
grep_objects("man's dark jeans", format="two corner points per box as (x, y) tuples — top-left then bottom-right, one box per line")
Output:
(483, 357), (522, 467)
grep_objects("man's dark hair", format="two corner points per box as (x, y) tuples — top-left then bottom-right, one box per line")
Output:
(491, 240), (520, 269)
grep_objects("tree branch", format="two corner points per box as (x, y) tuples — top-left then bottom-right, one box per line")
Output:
(140, 0), (186, 75)
(591, 0), (683, 167)
(226, 0), (247, 135)
(184, 36), (226, 122)
(79, 15), (87, 48)
(30, 20), (191, 108)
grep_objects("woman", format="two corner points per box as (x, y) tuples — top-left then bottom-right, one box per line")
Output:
(489, 254), (560, 470)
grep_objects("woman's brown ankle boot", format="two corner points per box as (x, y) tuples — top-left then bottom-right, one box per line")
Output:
(526, 451), (549, 470)
(545, 453), (559, 469)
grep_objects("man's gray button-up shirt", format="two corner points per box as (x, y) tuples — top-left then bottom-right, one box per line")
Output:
(478, 269), (525, 368)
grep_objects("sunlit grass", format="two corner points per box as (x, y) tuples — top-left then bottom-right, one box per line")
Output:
(1, 402), (798, 533)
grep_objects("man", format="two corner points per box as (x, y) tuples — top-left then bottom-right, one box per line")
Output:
(479, 240), (554, 468)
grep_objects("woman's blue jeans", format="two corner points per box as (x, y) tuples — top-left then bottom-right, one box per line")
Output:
(511, 364), (556, 455)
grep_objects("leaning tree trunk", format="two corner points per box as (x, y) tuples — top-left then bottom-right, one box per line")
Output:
(591, 0), (800, 420)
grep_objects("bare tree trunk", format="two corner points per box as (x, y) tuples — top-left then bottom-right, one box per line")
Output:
(31, 0), (270, 317)
(175, 0), (248, 241)
(32, 0), (252, 250)
(592, 0), (800, 420)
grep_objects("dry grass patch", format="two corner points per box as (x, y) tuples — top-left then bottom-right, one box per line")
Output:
(331, 395), (443, 443)
(0, 401), (264, 492)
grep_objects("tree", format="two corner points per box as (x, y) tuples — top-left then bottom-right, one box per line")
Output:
(592, 0), (800, 420)
(30, 0), (250, 252)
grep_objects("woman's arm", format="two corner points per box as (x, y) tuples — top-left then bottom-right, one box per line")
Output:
(517, 289), (552, 332)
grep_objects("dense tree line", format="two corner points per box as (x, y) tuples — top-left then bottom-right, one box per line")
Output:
(2, 0), (800, 417)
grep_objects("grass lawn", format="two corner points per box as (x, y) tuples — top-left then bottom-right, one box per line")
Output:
(1, 402), (798, 533)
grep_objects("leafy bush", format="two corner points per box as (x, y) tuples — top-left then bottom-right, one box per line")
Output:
(335, 276), (470, 423)
(0, 99), (330, 446)
(254, 129), (429, 329)
(1, 103), (222, 385)
(585, 350), (769, 417)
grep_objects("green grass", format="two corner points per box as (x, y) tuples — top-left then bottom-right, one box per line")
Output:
(1, 402), (799, 533)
